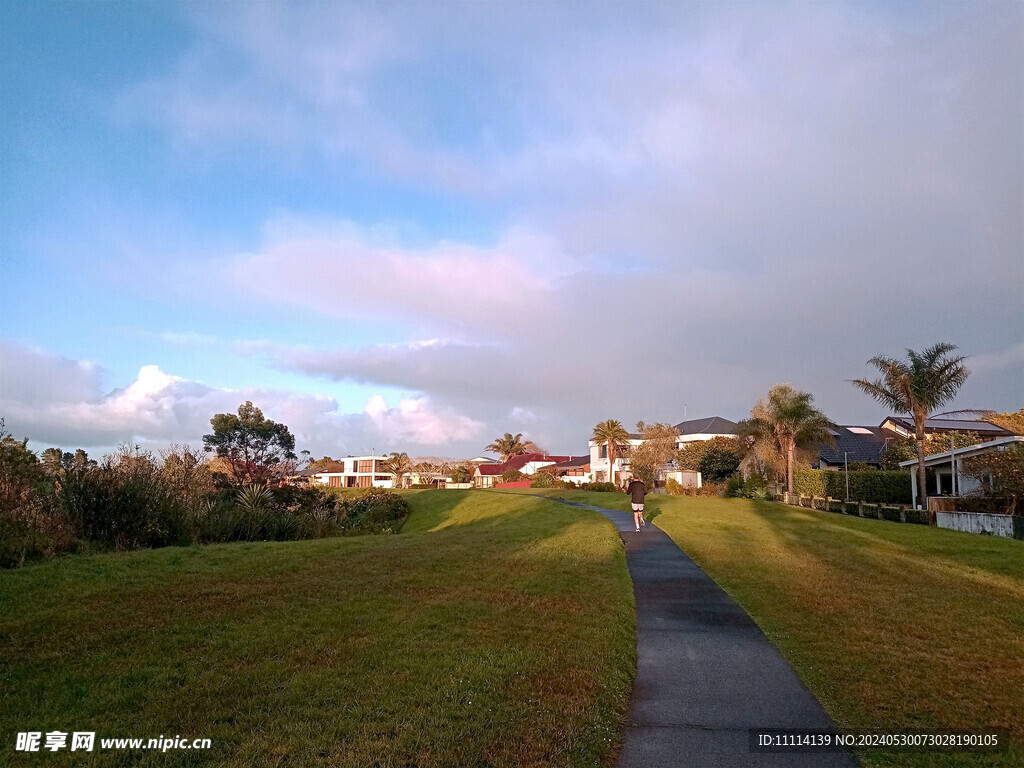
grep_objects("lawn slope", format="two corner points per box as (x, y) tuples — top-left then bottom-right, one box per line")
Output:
(547, 490), (1022, 768)
(1, 491), (634, 767)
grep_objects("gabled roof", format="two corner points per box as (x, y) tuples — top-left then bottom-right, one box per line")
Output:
(477, 453), (570, 475)
(673, 416), (739, 436)
(818, 426), (899, 466)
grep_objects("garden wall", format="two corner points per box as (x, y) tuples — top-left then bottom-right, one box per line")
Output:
(935, 511), (1023, 539)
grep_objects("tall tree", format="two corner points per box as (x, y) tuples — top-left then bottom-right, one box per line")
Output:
(383, 452), (413, 488)
(449, 463), (473, 484)
(851, 343), (969, 507)
(203, 401), (297, 487)
(737, 384), (835, 493)
(591, 419), (632, 487)
(677, 436), (742, 483)
(486, 432), (527, 462)
(630, 422), (679, 488)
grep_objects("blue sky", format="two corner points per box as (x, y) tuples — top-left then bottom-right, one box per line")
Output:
(2, 1), (1022, 459)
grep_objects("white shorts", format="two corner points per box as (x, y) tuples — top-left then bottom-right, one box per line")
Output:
(632, 503), (644, 512)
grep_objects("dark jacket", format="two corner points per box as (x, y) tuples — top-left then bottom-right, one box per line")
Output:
(627, 479), (647, 504)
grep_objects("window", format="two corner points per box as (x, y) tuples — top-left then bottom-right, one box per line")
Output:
(357, 476), (372, 488)
(357, 460), (373, 473)
(329, 476), (341, 487)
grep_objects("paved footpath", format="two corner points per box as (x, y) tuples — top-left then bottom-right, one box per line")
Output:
(558, 499), (858, 768)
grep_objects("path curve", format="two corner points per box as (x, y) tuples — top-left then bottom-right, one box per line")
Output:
(556, 498), (858, 768)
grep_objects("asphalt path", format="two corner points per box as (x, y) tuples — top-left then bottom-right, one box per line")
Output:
(555, 498), (858, 768)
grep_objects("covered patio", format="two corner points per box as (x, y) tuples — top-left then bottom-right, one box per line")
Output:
(899, 435), (1024, 509)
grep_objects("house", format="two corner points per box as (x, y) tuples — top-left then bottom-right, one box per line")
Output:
(546, 456), (592, 485)
(312, 455), (395, 489)
(898, 435), (1024, 509)
(472, 452), (571, 488)
(589, 416), (739, 484)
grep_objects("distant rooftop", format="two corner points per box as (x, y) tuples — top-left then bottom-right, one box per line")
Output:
(673, 416), (739, 436)
(882, 416), (1012, 436)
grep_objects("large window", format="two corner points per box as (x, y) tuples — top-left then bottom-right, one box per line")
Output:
(357, 460), (373, 473)
(357, 476), (373, 488)
(328, 476), (342, 487)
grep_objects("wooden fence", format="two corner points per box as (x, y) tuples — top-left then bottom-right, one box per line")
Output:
(777, 492), (931, 526)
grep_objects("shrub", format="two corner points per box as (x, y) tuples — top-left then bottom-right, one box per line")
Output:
(338, 488), (411, 535)
(666, 478), (724, 497)
(57, 465), (192, 550)
(501, 469), (527, 483)
(1, 497), (75, 568)
(1, 430), (76, 567)
(578, 482), (618, 492)
(696, 482), (725, 497)
(726, 475), (769, 499)
(530, 473), (558, 488)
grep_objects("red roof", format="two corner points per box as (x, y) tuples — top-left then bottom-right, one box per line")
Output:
(477, 453), (571, 475)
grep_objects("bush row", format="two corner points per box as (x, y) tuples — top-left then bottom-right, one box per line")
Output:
(792, 468), (912, 504)
(2, 464), (411, 567)
(666, 478), (725, 497)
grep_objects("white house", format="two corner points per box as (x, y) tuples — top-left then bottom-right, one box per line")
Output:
(588, 416), (739, 484)
(312, 455), (395, 489)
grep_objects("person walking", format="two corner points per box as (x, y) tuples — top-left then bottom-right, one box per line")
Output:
(626, 475), (647, 532)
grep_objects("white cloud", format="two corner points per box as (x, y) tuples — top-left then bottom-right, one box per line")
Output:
(364, 394), (484, 445)
(219, 220), (578, 333)
(0, 341), (487, 456)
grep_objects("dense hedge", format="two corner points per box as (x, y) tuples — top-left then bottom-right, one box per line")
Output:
(337, 488), (410, 534)
(530, 473), (559, 488)
(792, 469), (911, 504)
(577, 482), (618, 492)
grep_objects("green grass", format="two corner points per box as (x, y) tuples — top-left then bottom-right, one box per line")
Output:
(1, 491), (635, 767)
(542, 490), (1024, 768)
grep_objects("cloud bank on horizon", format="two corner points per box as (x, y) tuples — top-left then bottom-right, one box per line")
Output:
(1, 1), (1021, 459)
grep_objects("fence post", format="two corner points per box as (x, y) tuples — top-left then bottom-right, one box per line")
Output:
(899, 507), (906, 523)
(857, 500), (864, 517)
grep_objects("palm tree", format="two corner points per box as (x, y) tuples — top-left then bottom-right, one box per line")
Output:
(851, 343), (969, 508)
(591, 419), (632, 487)
(383, 451), (412, 489)
(486, 432), (527, 462)
(737, 384), (835, 494)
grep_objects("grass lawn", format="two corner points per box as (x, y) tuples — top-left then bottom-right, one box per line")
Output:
(1, 491), (635, 767)
(540, 489), (1024, 768)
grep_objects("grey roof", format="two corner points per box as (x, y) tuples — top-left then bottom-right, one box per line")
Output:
(882, 416), (1012, 435)
(673, 416), (739, 436)
(818, 426), (899, 466)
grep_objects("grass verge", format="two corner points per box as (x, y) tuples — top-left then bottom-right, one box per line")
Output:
(1, 490), (634, 767)
(544, 490), (1023, 768)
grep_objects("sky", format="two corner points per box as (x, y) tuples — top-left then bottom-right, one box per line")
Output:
(1, 0), (1022, 461)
